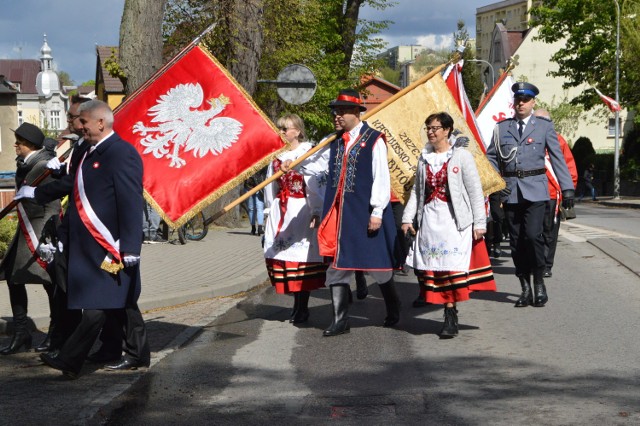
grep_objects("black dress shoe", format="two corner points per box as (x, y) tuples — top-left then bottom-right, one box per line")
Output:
(40, 353), (78, 379)
(543, 269), (552, 278)
(0, 332), (32, 355)
(104, 357), (150, 371)
(35, 334), (51, 353)
(86, 351), (122, 364)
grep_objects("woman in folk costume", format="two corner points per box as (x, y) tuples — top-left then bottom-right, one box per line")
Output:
(0, 123), (61, 354)
(263, 114), (328, 324)
(402, 112), (494, 338)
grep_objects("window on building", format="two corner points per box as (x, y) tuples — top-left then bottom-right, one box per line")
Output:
(50, 110), (61, 130)
(18, 111), (23, 126)
(608, 118), (622, 137)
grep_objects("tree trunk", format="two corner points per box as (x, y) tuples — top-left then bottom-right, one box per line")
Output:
(118, 0), (168, 94)
(209, 0), (266, 228)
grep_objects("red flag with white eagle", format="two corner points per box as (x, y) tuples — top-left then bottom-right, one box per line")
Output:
(593, 87), (621, 112)
(113, 41), (286, 228)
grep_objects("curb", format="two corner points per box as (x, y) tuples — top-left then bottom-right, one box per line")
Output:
(0, 268), (269, 335)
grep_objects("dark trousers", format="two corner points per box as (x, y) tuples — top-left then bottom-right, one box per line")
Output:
(542, 199), (561, 271)
(48, 285), (82, 350)
(504, 201), (546, 277)
(58, 305), (150, 373)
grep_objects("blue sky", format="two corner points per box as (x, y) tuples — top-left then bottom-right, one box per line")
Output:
(0, 0), (490, 85)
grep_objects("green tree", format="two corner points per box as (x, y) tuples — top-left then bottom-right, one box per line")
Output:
(163, 0), (393, 140)
(454, 20), (483, 110)
(57, 70), (74, 87)
(535, 93), (587, 140)
(530, 0), (639, 115)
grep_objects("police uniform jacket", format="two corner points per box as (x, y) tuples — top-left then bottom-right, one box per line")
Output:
(487, 115), (573, 203)
(64, 132), (144, 309)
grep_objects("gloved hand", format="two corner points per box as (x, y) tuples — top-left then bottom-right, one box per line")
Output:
(123, 254), (140, 267)
(37, 242), (56, 263)
(46, 157), (63, 171)
(562, 189), (575, 209)
(57, 241), (63, 253)
(499, 186), (511, 198)
(14, 185), (35, 200)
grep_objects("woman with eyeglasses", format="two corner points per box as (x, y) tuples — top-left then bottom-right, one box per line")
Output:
(401, 112), (490, 338)
(262, 114), (327, 324)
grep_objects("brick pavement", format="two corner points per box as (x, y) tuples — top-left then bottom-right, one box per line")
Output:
(0, 225), (268, 333)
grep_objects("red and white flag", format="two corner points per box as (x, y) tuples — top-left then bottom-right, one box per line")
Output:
(475, 73), (515, 150)
(114, 43), (285, 227)
(593, 87), (621, 112)
(443, 61), (487, 153)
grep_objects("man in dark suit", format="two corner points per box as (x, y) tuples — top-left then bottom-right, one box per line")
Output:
(38, 100), (149, 378)
(486, 82), (575, 308)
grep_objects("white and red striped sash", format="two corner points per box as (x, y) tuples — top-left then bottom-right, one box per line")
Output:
(16, 203), (47, 270)
(74, 152), (123, 273)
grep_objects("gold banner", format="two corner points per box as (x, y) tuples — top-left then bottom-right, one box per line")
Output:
(367, 73), (504, 202)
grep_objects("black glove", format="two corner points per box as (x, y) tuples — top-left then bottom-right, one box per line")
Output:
(499, 187), (511, 198)
(562, 189), (575, 209)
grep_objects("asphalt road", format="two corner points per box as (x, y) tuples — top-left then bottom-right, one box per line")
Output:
(96, 202), (640, 425)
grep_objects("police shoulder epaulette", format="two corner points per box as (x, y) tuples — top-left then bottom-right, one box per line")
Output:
(536, 116), (552, 122)
(497, 117), (515, 124)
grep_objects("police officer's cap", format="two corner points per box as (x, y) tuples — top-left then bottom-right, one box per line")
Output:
(511, 82), (539, 98)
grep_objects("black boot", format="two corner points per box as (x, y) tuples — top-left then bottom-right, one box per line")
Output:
(514, 274), (533, 307)
(355, 272), (368, 300)
(323, 284), (350, 336)
(0, 331), (32, 355)
(257, 225), (263, 236)
(292, 291), (310, 324)
(289, 293), (300, 323)
(251, 225), (256, 235)
(378, 279), (401, 327)
(439, 306), (458, 338)
(533, 269), (548, 307)
(35, 325), (53, 352)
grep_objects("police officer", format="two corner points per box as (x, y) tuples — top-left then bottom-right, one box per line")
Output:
(486, 82), (574, 308)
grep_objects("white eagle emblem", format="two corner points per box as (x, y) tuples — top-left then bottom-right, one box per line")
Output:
(132, 83), (243, 168)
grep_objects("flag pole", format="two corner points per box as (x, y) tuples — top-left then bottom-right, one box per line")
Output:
(205, 59), (455, 226)
(0, 144), (76, 222)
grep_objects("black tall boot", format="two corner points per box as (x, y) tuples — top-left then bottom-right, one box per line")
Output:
(378, 278), (401, 327)
(1, 285), (32, 355)
(292, 291), (310, 324)
(289, 293), (300, 323)
(323, 284), (350, 337)
(514, 274), (533, 307)
(439, 306), (459, 338)
(355, 271), (368, 300)
(533, 268), (548, 307)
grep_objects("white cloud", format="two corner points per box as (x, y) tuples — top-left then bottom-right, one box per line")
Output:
(416, 34), (455, 51)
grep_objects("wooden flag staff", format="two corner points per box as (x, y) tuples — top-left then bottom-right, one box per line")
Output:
(203, 58), (457, 227)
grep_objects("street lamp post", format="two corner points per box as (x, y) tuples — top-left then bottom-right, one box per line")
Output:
(613, 0), (621, 199)
(467, 59), (495, 87)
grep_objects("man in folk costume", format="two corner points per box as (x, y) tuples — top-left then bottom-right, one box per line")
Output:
(486, 83), (575, 308)
(0, 123), (60, 355)
(40, 100), (150, 378)
(317, 89), (401, 337)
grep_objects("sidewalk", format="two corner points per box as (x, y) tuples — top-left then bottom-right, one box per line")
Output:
(595, 195), (640, 209)
(0, 225), (268, 333)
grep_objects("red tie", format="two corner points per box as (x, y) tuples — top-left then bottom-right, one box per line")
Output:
(342, 132), (350, 146)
